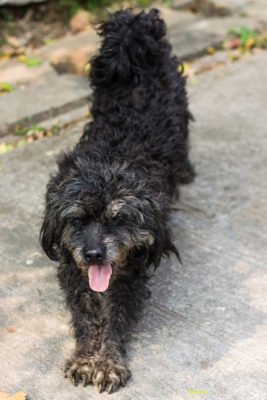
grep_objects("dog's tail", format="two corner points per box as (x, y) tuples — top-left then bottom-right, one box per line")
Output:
(90, 8), (177, 92)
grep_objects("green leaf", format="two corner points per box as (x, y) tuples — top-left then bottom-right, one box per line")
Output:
(14, 127), (29, 136)
(32, 124), (45, 131)
(25, 57), (41, 67)
(14, 124), (45, 136)
(43, 38), (53, 45)
(0, 82), (14, 92)
(227, 26), (257, 45)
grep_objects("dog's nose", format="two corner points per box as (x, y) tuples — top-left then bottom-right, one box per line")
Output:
(85, 248), (104, 263)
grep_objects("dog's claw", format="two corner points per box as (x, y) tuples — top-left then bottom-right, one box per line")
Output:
(107, 379), (120, 394)
(64, 358), (94, 388)
(67, 372), (78, 387)
(64, 355), (129, 392)
(91, 359), (130, 393)
(81, 374), (88, 387)
(98, 383), (104, 393)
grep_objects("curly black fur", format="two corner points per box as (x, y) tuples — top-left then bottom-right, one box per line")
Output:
(40, 8), (194, 393)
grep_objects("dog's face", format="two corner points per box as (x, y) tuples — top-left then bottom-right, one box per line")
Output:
(40, 156), (176, 292)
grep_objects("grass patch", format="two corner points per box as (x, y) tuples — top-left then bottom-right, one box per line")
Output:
(227, 26), (257, 46)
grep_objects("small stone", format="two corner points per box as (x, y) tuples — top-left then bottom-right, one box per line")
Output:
(66, 49), (89, 75)
(200, 360), (210, 369)
(69, 9), (92, 33)
(4, 35), (21, 49)
(49, 45), (96, 75)
(216, 386), (227, 394)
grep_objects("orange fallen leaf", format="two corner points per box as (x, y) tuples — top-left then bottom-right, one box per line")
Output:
(0, 391), (27, 400)
(0, 391), (10, 400)
(245, 37), (255, 50)
(11, 391), (27, 400)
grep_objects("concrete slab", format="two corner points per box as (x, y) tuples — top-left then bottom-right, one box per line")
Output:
(0, 74), (91, 137)
(0, 48), (267, 399)
(36, 30), (99, 60)
(167, 12), (261, 59)
(171, 0), (267, 22)
(202, 0), (267, 22)
(0, 59), (58, 86)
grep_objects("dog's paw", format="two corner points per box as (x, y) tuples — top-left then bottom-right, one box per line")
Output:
(92, 358), (130, 394)
(64, 357), (94, 387)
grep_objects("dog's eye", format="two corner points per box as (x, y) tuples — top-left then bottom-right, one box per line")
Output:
(68, 217), (82, 227)
(82, 217), (94, 226)
(69, 215), (92, 226)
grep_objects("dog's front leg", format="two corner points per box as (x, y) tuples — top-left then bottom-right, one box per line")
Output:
(91, 325), (130, 394)
(91, 278), (148, 393)
(63, 286), (103, 388)
(64, 286), (130, 393)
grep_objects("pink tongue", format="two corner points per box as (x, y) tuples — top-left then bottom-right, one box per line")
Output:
(88, 264), (112, 292)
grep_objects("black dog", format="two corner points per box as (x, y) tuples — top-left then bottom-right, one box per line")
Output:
(40, 8), (194, 394)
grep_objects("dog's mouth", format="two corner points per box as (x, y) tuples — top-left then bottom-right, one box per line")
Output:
(88, 264), (112, 292)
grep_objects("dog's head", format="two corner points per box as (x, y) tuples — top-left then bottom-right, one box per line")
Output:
(40, 152), (177, 292)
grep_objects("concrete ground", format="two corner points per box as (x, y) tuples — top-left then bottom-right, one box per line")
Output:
(1, 7), (267, 400)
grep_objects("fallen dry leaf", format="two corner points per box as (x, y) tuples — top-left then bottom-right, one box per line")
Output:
(195, 61), (225, 75)
(0, 391), (27, 400)
(11, 391), (27, 400)
(207, 46), (215, 54)
(245, 37), (255, 50)
(0, 391), (10, 400)
(0, 143), (14, 154)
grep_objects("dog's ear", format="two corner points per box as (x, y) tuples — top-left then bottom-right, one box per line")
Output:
(148, 221), (180, 269)
(40, 196), (62, 261)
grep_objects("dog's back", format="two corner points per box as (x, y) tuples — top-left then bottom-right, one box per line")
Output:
(80, 8), (194, 195)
